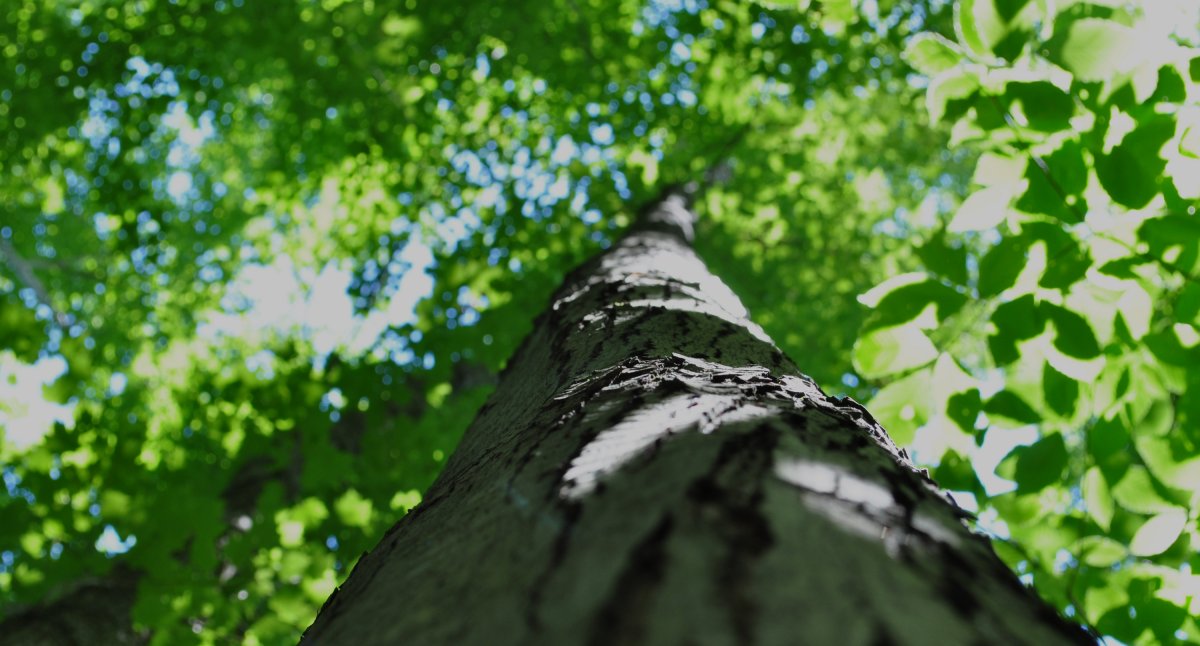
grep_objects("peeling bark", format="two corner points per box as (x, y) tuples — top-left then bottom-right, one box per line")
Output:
(302, 187), (1093, 645)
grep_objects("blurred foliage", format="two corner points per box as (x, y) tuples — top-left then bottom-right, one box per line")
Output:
(857, 0), (1200, 642)
(0, 0), (1193, 643)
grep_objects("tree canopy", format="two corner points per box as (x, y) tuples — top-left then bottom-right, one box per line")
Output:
(1, 0), (1197, 643)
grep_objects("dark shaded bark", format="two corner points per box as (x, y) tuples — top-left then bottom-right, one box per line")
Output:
(302, 187), (1094, 645)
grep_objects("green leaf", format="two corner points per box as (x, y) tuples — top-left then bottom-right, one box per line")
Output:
(1025, 222), (1091, 290)
(1135, 433), (1200, 492)
(1042, 362), (1078, 417)
(1016, 141), (1088, 224)
(858, 273), (929, 308)
(852, 323), (939, 379)
(863, 280), (969, 332)
(1181, 127), (1200, 160)
(903, 33), (964, 76)
(1041, 302), (1101, 359)
(333, 489), (374, 528)
(1134, 597), (1189, 645)
(1005, 81), (1073, 132)
(1111, 466), (1180, 515)
(1095, 116), (1174, 209)
(1177, 283), (1200, 324)
(988, 294), (1045, 364)
(973, 151), (1027, 188)
(927, 68), (981, 123)
(1076, 535), (1126, 567)
(0, 298), (46, 362)
(1096, 256), (1144, 279)
(1148, 65), (1186, 104)
(1040, 248), (1090, 290)
(1094, 150), (1152, 210)
(1088, 415), (1130, 466)
(1129, 511), (1187, 557)
(992, 294), (1044, 340)
(1056, 18), (1141, 83)
(984, 389), (1041, 425)
(1000, 432), (1068, 493)
(933, 449), (986, 496)
(917, 234), (969, 285)
(819, 0), (857, 29)
(949, 185), (1013, 232)
(1082, 467), (1115, 531)
(990, 491), (1044, 526)
(867, 369), (934, 446)
(993, 0), (1031, 22)
(1145, 328), (1200, 367)
(1139, 214), (1200, 263)
(955, 0), (1008, 57)
(1138, 399), (1174, 438)
(977, 236), (1028, 300)
(947, 388), (983, 433)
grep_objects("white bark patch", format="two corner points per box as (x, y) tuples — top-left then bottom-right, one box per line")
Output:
(774, 458), (964, 555)
(911, 509), (963, 548)
(774, 458), (894, 512)
(560, 393), (773, 499)
(560, 239), (773, 346)
(774, 458), (898, 546)
(771, 459), (839, 495)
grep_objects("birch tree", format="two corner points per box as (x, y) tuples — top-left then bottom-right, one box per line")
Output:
(302, 187), (1092, 645)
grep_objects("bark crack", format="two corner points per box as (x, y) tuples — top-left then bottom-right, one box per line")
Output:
(524, 503), (583, 632)
(586, 513), (675, 646)
(685, 424), (780, 644)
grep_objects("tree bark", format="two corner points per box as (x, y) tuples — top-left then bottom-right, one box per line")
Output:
(302, 187), (1093, 645)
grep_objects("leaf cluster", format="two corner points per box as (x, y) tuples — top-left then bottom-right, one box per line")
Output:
(860, 1), (1200, 641)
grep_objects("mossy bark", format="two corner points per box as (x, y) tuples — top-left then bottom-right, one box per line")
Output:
(303, 188), (1093, 645)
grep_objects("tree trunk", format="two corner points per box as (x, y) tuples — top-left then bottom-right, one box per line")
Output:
(302, 187), (1092, 645)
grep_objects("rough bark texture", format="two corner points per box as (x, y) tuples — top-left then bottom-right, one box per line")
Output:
(303, 188), (1093, 645)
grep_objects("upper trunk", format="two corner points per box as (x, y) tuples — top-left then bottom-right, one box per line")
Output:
(302, 188), (1092, 645)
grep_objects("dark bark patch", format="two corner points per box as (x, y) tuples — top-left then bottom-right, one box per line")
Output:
(526, 503), (583, 631)
(685, 424), (780, 644)
(935, 542), (983, 618)
(587, 514), (675, 646)
(872, 623), (900, 646)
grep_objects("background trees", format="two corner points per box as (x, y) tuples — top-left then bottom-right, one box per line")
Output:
(0, 0), (1197, 643)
